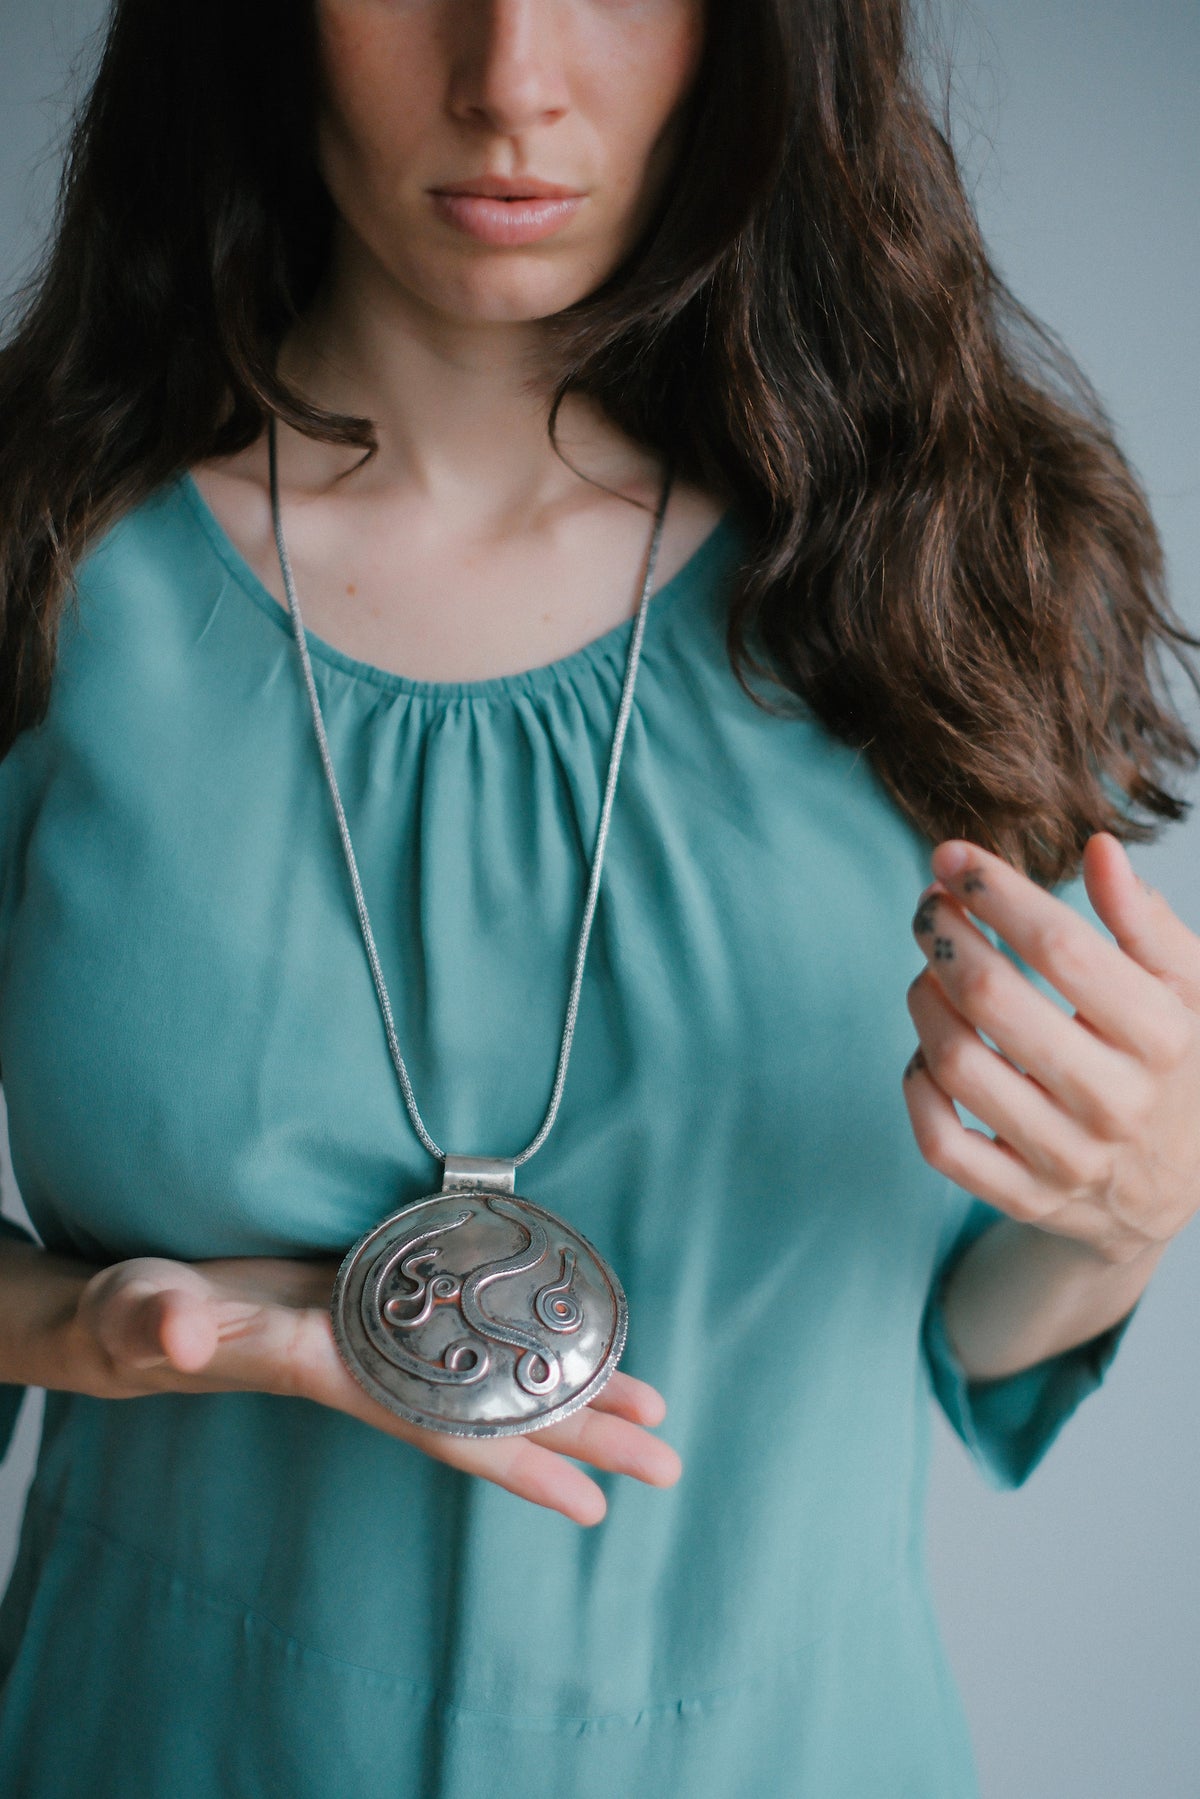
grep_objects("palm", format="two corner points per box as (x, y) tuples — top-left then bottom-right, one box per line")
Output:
(77, 1252), (680, 1525)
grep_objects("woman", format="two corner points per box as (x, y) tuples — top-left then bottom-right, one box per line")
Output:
(0, 0), (1197, 1793)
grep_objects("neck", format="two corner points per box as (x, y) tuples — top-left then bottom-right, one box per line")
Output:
(274, 228), (645, 528)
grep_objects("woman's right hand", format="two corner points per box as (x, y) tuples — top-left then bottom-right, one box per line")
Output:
(71, 1253), (681, 1526)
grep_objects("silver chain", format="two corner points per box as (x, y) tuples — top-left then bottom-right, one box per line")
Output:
(267, 414), (674, 1169)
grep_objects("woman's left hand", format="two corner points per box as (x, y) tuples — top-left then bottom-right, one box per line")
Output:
(903, 831), (1200, 1266)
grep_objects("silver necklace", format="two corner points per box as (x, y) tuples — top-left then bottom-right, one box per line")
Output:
(267, 415), (674, 1438)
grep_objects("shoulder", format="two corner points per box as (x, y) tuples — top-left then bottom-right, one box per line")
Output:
(0, 476), (246, 821)
(73, 476), (216, 616)
(53, 476), (230, 695)
(657, 476), (735, 590)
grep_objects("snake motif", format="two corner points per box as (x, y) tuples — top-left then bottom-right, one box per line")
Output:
(364, 1197), (587, 1399)
(458, 1196), (566, 1396)
(381, 1228), (464, 1330)
(365, 1211), (490, 1387)
(534, 1248), (583, 1333)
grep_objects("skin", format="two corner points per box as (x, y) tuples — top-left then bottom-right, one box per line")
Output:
(903, 831), (1197, 1379)
(190, 0), (724, 684)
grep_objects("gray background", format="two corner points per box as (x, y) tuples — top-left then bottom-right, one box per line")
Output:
(0, 3), (1196, 1794)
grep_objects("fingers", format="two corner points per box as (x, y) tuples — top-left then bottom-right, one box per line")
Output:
(80, 1258), (313, 1395)
(302, 1320), (680, 1526)
(442, 1433), (612, 1527)
(1080, 831), (1200, 992)
(373, 1411), (658, 1529)
(906, 969), (1108, 1201)
(927, 840), (1189, 1066)
(901, 1043), (1098, 1235)
(80, 1260), (220, 1380)
(132, 1287), (221, 1373)
(586, 1369), (668, 1427)
(911, 886), (1141, 1136)
(413, 1401), (681, 1528)
(531, 1400), (683, 1488)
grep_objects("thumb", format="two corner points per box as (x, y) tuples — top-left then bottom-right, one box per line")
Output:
(131, 1286), (221, 1373)
(83, 1263), (220, 1374)
(1083, 832), (1200, 999)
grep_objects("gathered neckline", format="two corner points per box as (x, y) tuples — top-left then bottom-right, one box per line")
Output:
(175, 469), (739, 704)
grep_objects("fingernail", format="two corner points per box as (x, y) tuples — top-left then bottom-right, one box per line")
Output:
(936, 842), (970, 875)
(658, 1448), (684, 1487)
(912, 889), (941, 935)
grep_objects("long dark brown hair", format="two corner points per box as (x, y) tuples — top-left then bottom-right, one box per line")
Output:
(1, 0), (1194, 883)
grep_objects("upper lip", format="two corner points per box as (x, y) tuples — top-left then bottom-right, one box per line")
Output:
(429, 175), (585, 200)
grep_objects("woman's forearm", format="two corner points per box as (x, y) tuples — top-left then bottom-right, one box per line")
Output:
(0, 1237), (103, 1391)
(939, 1216), (1167, 1382)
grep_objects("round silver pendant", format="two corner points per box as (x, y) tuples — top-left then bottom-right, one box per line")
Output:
(330, 1188), (628, 1438)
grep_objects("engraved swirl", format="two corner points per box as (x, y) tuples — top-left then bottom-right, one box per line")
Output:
(363, 1210), (490, 1387)
(458, 1196), (564, 1396)
(534, 1248), (583, 1333)
(380, 1226), (465, 1329)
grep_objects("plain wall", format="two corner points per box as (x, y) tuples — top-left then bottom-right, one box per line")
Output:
(0, 4), (1197, 1795)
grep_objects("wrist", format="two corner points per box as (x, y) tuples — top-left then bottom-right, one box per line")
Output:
(940, 1218), (1165, 1381)
(0, 1240), (112, 1397)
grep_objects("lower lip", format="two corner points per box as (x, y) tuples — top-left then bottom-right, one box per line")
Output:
(429, 192), (585, 246)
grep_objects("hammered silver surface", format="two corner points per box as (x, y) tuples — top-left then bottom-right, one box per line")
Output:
(330, 1188), (627, 1437)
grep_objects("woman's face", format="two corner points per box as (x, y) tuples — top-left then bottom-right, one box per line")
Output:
(313, 0), (707, 325)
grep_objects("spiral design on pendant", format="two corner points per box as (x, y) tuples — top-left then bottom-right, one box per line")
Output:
(364, 1210), (492, 1386)
(534, 1249), (583, 1333)
(457, 1197), (565, 1396)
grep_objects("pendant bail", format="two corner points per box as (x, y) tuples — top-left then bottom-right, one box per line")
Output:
(441, 1154), (517, 1194)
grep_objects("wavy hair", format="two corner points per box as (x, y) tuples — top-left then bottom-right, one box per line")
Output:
(1, 0), (1195, 882)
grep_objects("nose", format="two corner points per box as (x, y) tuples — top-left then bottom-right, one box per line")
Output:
(447, 0), (571, 135)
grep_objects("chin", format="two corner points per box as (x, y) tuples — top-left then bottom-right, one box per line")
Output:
(402, 254), (615, 328)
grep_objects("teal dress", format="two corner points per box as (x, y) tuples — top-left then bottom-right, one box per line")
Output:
(0, 473), (1136, 1796)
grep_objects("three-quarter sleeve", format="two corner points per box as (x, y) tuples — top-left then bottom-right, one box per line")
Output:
(921, 1192), (1140, 1488)
(0, 1211), (37, 1463)
(919, 863), (1143, 1489)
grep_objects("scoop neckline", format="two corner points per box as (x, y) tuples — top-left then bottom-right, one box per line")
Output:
(175, 468), (738, 703)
